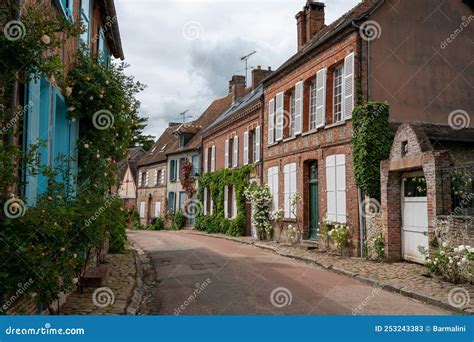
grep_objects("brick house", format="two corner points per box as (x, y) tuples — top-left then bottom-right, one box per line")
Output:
(201, 67), (272, 236)
(135, 126), (176, 225)
(261, 0), (473, 257)
(20, 0), (124, 205)
(114, 147), (145, 210)
(164, 95), (232, 226)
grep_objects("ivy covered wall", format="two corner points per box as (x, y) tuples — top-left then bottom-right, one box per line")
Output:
(196, 165), (253, 236)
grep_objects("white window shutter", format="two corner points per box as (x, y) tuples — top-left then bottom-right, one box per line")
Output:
(210, 197), (214, 215)
(204, 148), (208, 173)
(138, 171), (142, 187)
(224, 185), (228, 218)
(155, 202), (161, 217)
(336, 154), (347, 223)
(233, 136), (238, 167)
(224, 139), (229, 168)
(243, 131), (249, 165)
(290, 163), (297, 218)
(268, 98), (275, 145)
(139, 202), (145, 218)
(326, 155), (337, 222)
(343, 52), (355, 120)
(275, 92), (284, 141)
(315, 68), (327, 128)
(161, 170), (165, 184)
(211, 145), (216, 172)
(232, 187), (237, 218)
(284, 164), (290, 218)
(145, 171), (149, 186)
(155, 170), (158, 185)
(294, 82), (303, 135)
(268, 166), (279, 212)
(203, 188), (208, 215)
(255, 126), (261, 162)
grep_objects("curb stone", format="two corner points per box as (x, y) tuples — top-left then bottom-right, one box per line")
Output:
(186, 230), (468, 315)
(126, 243), (145, 315)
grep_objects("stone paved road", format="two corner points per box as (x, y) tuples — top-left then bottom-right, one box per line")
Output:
(128, 230), (451, 315)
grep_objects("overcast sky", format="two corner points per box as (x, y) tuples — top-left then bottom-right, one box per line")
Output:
(114, 0), (360, 139)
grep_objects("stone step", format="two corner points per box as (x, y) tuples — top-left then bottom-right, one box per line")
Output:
(297, 240), (319, 250)
(83, 265), (109, 288)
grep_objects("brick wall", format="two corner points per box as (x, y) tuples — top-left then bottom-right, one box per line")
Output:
(262, 33), (361, 253)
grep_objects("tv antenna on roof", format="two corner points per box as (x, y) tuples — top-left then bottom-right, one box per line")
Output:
(179, 109), (189, 124)
(240, 50), (257, 86)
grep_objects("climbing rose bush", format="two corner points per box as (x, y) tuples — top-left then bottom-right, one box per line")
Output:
(244, 183), (273, 240)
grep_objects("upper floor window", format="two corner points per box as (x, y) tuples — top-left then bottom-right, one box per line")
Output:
(157, 170), (163, 185)
(192, 155), (200, 176)
(204, 146), (215, 173)
(244, 126), (261, 165)
(309, 80), (318, 130)
(169, 159), (177, 182)
(179, 158), (186, 180)
(225, 136), (239, 168)
(333, 66), (343, 123)
(140, 171), (148, 187)
(80, 0), (91, 46)
(289, 92), (296, 137)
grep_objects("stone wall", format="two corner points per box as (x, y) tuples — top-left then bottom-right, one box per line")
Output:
(365, 212), (384, 260)
(434, 215), (474, 248)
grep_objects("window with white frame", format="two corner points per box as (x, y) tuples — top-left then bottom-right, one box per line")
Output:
(283, 163), (297, 219)
(244, 126), (260, 165)
(154, 201), (161, 217)
(333, 66), (344, 123)
(309, 80), (318, 130)
(139, 201), (146, 218)
(289, 92), (296, 137)
(225, 136), (239, 168)
(267, 166), (279, 212)
(325, 154), (346, 223)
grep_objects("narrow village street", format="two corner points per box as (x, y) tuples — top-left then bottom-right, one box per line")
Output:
(129, 230), (450, 315)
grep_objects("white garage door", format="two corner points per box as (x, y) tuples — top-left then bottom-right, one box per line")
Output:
(402, 174), (428, 264)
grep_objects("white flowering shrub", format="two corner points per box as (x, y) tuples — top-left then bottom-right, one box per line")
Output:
(244, 183), (273, 240)
(422, 243), (474, 283)
(328, 224), (350, 253)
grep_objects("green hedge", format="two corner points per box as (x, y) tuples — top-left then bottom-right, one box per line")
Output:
(352, 102), (392, 200)
(196, 165), (253, 236)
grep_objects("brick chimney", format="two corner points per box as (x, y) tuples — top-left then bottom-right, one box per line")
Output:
(306, 1), (325, 44)
(229, 75), (246, 102)
(296, 1), (325, 51)
(296, 10), (307, 51)
(252, 66), (273, 88)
